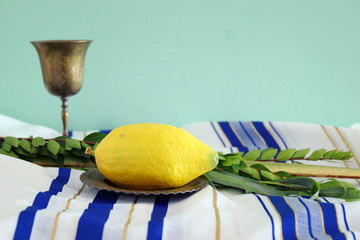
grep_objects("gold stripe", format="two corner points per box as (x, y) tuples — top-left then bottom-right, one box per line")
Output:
(122, 196), (139, 240)
(214, 122), (231, 147)
(266, 197), (283, 240)
(215, 122), (232, 147)
(321, 125), (349, 168)
(315, 201), (333, 240)
(212, 188), (221, 240)
(334, 127), (360, 234)
(250, 122), (268, 147)
(333, 203), (348, 240)
(51, 183), (86, 240)
(335, 127), (360, 168)
(228, 123), (249, 151)
(283, 198), (300, 239)
(321, 125), (360, 184)
(262, 122), (282, 149)
(321, 125), (337, 148)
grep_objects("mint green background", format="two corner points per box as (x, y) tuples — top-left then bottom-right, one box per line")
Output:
(1, 0), (360, 131)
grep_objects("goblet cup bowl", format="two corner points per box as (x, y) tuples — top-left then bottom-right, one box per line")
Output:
(32, 40), (92, 136)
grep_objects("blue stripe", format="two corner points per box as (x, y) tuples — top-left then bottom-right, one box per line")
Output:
(253, 194), (275, 240)
(210, 122), (226, 147)
(218, 122), (248, 152)
(318, 202), (347, 240)
(13, 168), (71, 240)
(75, 190), (119, 240)
(298, 198), (316, 240)
(300, 197), (331, 239)
(235, 122), (261, 150)
(340, 204), (356, 240)
(268, 122), (288, 149)
(147, 195), (170, 240)
(252, 122), (280, 150)
(268, 196), (297, 240)
(68, 131), (73, 138)
(238, 122), (258, 148)
(100, 130), (111, 135)
(218, 122), (245, 148)
(241, 121), (268, 149)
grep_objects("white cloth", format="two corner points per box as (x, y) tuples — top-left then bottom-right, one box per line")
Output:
(0, 116), (360, 239)
(0, 114), (60, 138)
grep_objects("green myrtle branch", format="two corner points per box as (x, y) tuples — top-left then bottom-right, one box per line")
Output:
(217, 148), (356, 179)
(209, 149), (360, 201)
(0, 133), (106, 168)
(1, 133), (360, 201)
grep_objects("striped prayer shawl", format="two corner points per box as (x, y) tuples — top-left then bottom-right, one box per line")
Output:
(5, 121), (360, 240)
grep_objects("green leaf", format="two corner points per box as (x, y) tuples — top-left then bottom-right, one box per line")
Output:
(223, 153), (242, 158)
(37, 146), (49, 156)
(19, 139), (31, 153)
(92, 142), (99, 151)
(260, 170), (276, 181)
(231, 164), (240, 173)
(332, 151), (347, 160)
(54, 136), (71, 140)
(277, 177), (317, 189)
(238, 166), (252, 176)
(342, 151), (353, 160)
(4, 136), (19, 147)
(238, 161), (252, 175)
(70, 149), (83, 157)
(318, 179), (360, 200)
(47, 140), (60, 156)
(276, 149), (296, 161)
(293, 148), (310, 159)
(14, 147), (36, 157)
(220, 159), (233, 167)
(249, 163), (271, 172)
(310, 180), (321, 197)
(83, 132), (106, 143)
(243, 150), (261, 161)
(31, 146), (39, 154)
(274, 171), (293, 179)
(32, 137), (46, 147)
(260, 148), (278, 160)
(66, 139), (81, 150)
(250, 168), (261, 181)
(81, 142), (92, 149)
(308, 149), (327, 160)
(2, 142), (12, 152)
(262, 177), (318, 197)
(64, 143), (72, 151)
(0, 148), (19, 158)
(320, 179), (355, 190)
(220, 153), (243, 165)
(323, 149), (337, 159)
(207, 169), (285, 196)
(59, 146), (71, 156)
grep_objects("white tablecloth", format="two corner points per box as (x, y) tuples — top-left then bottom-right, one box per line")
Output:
(0, 115), (359, 240)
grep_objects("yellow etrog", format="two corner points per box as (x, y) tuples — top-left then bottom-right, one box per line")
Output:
(94, 123), (218, 190)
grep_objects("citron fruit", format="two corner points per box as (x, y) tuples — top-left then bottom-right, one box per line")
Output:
(94, 123), (219, 190)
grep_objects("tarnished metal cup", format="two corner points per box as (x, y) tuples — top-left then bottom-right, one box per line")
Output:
(32, 40), (92, 136)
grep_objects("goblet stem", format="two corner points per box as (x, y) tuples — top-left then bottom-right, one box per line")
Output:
(61, 96), (69, 136)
